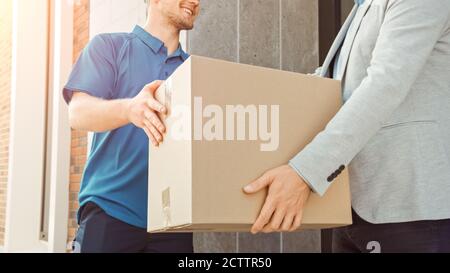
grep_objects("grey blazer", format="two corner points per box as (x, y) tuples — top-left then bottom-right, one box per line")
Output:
(289, 0), (450, 224)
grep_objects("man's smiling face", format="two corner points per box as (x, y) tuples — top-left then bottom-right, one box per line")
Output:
(157, 0), (200, 31)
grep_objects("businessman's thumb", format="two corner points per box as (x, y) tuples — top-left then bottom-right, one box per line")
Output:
(243, 175), (271, 194)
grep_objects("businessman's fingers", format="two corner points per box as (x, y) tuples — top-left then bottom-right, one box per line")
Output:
(251, 200), (275, 234)
(289, 214), (302, 232)
(264, 207), (287, 233)
(280, 212), (296, 232)
(144, 110), (166, 134)
(143, 126), (159, 147)
(244, 172), (273, 194)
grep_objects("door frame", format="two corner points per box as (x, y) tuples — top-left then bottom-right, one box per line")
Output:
(5, 0), (72, 253)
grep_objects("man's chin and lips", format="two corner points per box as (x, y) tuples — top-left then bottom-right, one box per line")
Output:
(135, 80), (312, 234)
(163, 0), (200, 31)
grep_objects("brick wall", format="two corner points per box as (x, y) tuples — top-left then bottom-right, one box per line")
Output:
(0, 0), (13, 247)
(67, 0), (90, 245)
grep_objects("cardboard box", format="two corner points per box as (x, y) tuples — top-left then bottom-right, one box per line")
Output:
(148, 55), (352, 233)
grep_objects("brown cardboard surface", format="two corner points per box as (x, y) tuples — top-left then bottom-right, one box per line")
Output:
(148, 55), (352, 233)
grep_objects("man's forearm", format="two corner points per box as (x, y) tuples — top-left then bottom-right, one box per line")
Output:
(69, 92), (131, 132)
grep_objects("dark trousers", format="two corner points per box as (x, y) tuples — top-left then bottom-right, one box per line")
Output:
(72, 202), (193, 253)
(332, 210), (450, 253)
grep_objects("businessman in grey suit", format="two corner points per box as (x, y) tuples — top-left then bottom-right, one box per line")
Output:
(244, 0), (450, 252)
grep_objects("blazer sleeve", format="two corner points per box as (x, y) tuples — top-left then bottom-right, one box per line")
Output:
(289, 0), (449, 196)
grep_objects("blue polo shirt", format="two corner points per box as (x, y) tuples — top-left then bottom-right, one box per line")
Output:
(63, 25), (189, 228)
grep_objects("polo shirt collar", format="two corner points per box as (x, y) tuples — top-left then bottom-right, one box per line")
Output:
(133, 25), (189, 60)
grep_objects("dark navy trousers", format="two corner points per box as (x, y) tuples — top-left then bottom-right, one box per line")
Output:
(72, 202), (193, 253)
(332, 209), (450, 253)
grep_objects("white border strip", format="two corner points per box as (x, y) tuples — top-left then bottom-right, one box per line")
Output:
(5, 0), (49, 252)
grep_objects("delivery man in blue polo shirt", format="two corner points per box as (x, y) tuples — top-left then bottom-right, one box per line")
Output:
(64, 0), (200, 253)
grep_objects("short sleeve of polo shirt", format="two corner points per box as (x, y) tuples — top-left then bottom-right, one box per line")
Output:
(63, 34), (118, 104)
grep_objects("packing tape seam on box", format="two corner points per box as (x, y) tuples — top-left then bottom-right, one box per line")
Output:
(162, 187), (171, 230)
